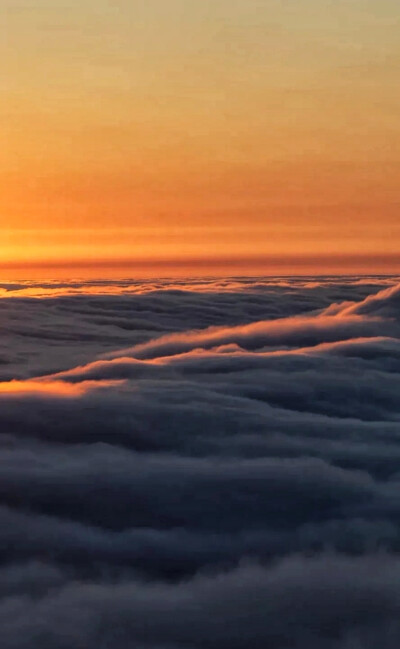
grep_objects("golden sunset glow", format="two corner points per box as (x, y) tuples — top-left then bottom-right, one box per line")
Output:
(2, 0), (400, 276)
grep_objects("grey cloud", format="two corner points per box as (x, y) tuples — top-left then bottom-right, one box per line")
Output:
(0, 276), (399, 647)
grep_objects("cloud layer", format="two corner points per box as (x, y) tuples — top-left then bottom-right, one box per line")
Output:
(0, 275), (400, 648)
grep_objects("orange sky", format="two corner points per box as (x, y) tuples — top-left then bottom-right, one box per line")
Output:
(1, 0), (400, 277)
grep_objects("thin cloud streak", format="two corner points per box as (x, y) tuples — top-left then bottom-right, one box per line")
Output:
(0, 252), (399, 279)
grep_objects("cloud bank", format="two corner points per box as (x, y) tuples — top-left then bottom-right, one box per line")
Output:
(0, 275), (400, 648)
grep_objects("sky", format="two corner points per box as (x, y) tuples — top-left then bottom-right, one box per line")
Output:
(1, 0), (400, 277)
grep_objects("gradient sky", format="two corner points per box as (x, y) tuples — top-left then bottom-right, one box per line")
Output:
(1, 0), (399, 277)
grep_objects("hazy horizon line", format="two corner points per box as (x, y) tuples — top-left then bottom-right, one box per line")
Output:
(0, 252), (398, 279)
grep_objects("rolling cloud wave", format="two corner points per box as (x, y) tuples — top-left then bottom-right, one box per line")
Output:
(0, 276), (399, 647)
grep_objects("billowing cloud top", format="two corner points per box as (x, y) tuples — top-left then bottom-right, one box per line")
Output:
(0, 275), (400, 648)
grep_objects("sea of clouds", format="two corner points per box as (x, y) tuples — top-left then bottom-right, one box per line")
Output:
(0, 275), (400, 648)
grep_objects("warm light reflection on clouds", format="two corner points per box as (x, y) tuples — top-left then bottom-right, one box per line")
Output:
(0, 379), (124, 396)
